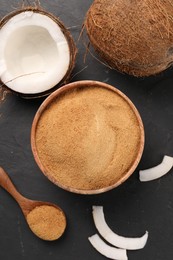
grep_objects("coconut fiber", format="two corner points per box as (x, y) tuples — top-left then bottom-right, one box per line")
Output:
(85, 0), (173, 76)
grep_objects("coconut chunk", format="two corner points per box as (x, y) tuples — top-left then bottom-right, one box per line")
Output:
(92, 206), (148, 250)
(139, 155), (173, 182)
(88, 234), (128, 260)
(0, 11), (70, 94)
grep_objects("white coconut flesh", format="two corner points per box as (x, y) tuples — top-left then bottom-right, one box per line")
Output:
(88, 234), (128, 260)
(139, 155), (173, 182)
(0, 11), (70, 94)
(92, 206), (148, 250)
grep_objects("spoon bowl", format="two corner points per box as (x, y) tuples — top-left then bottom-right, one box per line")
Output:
(0, 167), (66, 240)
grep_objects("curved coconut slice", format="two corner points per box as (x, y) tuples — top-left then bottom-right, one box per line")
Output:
(92, 206), (148, 250)
(139, 155), (173, 182)
(88, 234), (128, 260)
(0, 8), (76, 98)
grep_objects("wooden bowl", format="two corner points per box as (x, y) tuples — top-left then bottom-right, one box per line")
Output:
(31, 80), (144, 194)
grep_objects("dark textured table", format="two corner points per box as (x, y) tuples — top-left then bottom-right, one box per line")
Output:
(1, 1), (173, 259)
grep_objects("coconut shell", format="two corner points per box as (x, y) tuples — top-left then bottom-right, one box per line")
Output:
(0, 7), (77, 98)
(85, 0), (173, 77)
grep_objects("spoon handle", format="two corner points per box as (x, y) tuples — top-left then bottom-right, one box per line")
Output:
(0, 167), (28, 207)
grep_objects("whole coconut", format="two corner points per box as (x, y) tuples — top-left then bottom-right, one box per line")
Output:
(85, 0), (173, 77)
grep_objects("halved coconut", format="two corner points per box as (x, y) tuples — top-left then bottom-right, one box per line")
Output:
(0, 7), (76, 98)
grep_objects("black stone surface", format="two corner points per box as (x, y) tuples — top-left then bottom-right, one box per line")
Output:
(1, 1), (173, 259)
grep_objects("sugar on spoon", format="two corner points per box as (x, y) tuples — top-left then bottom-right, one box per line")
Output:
(0, 167), (66, 241)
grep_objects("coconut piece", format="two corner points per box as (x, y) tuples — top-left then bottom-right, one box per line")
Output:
(88, 234), (128, 260)
(92, 206), (148, 250)
(0, 7), (76, 98)
(139, 155), (173, 182)
(84, 0), (173, 77)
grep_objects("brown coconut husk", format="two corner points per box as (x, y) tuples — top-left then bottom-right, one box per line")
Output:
(0, 6), (77, 98)
(0, 86), (11, 103)
(85, 0), (173, 77)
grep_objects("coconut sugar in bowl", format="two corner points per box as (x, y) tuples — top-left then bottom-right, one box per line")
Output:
(31, 81), (144, 194)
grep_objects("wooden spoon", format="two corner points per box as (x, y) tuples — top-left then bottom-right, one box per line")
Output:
(0, 167), (66, 241)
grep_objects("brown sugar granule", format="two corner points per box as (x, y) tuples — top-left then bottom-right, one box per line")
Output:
(26, 205), (66, 240)
(35, 86), (141, 190)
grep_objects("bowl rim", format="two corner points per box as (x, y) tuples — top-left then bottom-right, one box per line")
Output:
(31, 80), (145, 194)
